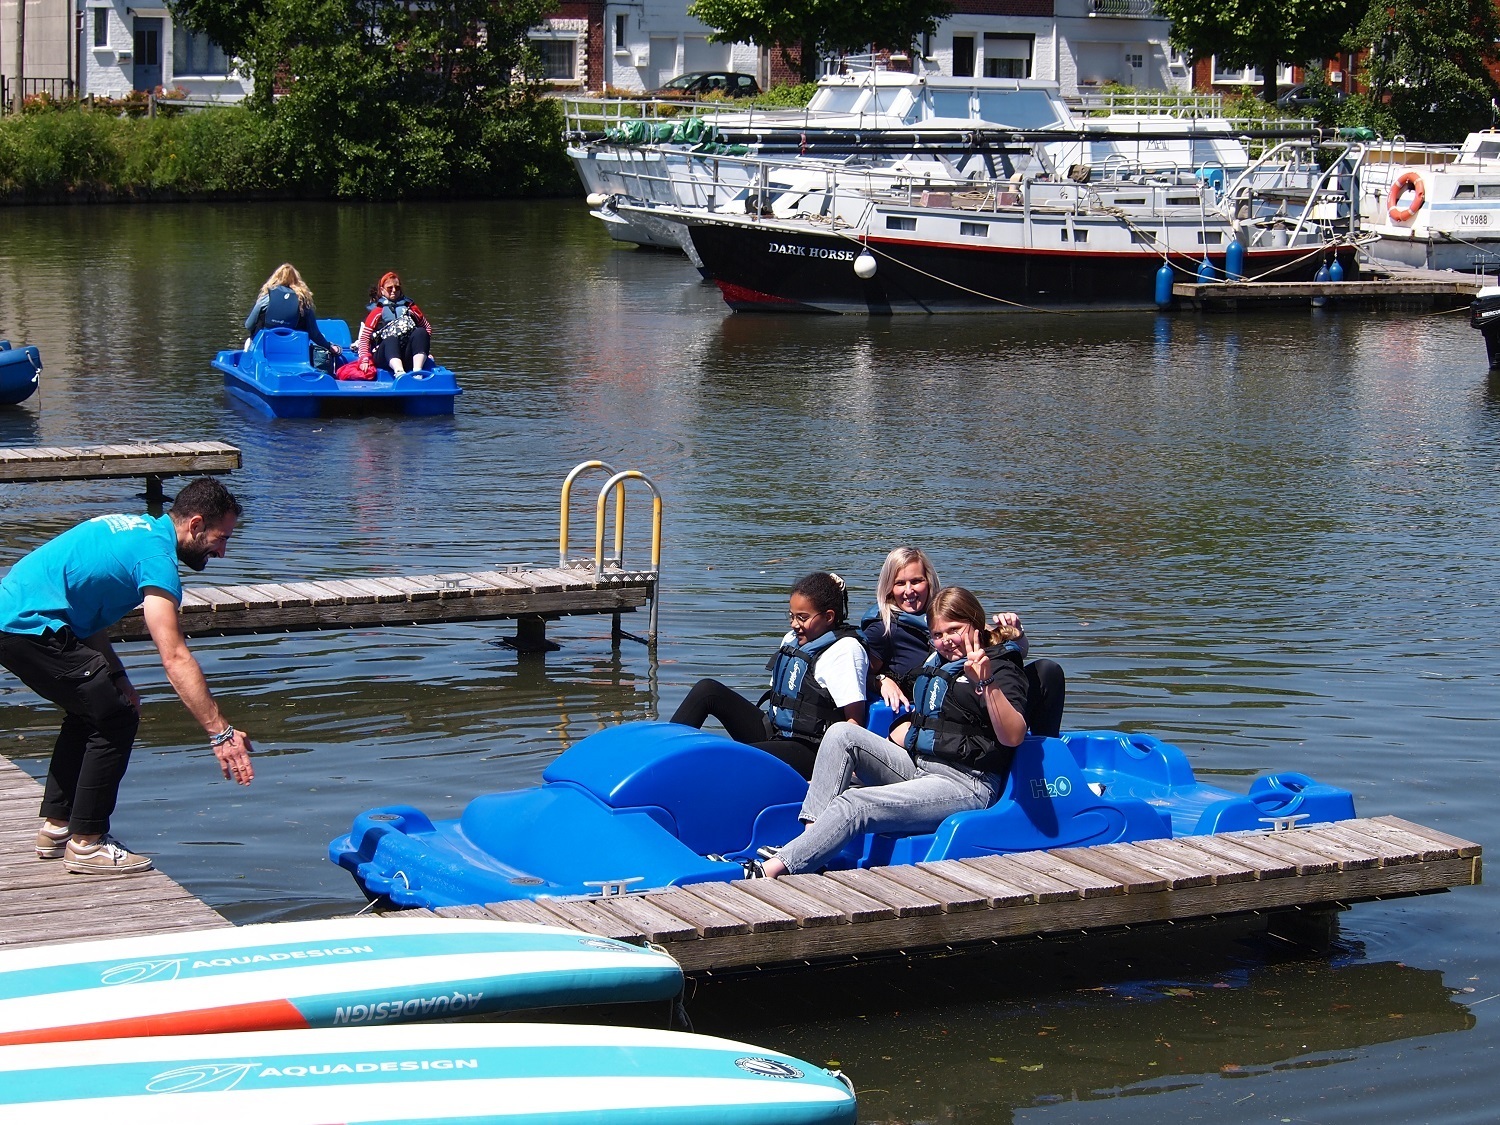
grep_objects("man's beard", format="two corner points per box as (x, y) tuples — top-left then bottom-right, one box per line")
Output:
(178, 543), (211, 571)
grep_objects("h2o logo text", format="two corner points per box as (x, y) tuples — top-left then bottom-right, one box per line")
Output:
(1030, 776), (1073, 799)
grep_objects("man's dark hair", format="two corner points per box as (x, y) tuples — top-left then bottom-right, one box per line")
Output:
(170, 477), (243, 524)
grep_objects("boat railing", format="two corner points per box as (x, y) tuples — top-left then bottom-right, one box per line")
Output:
(1070, 89), (1225, 119)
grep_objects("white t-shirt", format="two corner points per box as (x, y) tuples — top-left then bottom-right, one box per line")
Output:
(776, 630), (870, 709)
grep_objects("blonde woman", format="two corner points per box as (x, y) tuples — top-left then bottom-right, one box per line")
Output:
(243, 263), (340, 361)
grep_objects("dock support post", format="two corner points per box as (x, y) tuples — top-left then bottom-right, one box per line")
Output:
(611, 611), (624, 648)
(145, 473), (165, 503)
(503, 614), (560, 653)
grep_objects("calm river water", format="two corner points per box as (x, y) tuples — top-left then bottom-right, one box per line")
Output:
(1, 199), (1496, 1122)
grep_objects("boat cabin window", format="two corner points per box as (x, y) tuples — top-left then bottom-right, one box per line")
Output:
(927, 89), (973, 120)
(1456, 184), (1476, 199)
(960, 222), (989, 236)
(808, 87), (861, 114)
(1456, 183), (1500, 200)
(1131, 230), (1159, 244)
(1198, 231), (1223, 245)
(1167, 195), (1200, 205)
(886, 215), (917, 231)
(976, 90), (1066, 129)
(866, 86), (907, 116)
(1473, 140), (1500, 161)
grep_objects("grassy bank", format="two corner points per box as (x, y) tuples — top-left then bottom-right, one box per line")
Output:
(0, 100), (578, 201)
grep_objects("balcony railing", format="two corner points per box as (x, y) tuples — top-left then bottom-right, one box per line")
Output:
(1089, 0), (1160, 17)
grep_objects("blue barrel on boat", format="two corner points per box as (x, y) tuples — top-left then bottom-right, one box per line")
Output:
(1225, 238), (1245, 281)
(1195, 166), (1224, 195)
(1196, 256), (1216, 284)
(1154, 262), (1173, 308)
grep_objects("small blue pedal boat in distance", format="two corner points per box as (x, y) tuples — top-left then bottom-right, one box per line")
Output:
(331, 720), (1356, 910)
(213, 321), (460, 418)
(0, 339), (41, 406)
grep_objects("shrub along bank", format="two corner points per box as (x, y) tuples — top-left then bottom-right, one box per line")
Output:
(0, 98), (576, 201)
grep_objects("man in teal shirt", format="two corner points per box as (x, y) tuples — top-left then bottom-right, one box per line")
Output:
(0, 477), (255, 875)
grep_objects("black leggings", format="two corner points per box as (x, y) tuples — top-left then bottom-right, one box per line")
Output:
(669, 677), (818, 779)
(378, 325), (431, 369)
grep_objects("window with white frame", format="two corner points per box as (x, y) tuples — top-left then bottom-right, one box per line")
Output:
(172, 24), (233, 76)
(531, 19), (585, 84)
(982, 34), (1032, 79)
(92, 8), (108, 48)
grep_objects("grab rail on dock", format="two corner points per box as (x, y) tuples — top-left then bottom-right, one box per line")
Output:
(559, 460), (663, 646)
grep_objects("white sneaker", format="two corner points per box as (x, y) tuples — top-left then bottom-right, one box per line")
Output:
(64, 835), (153, 875)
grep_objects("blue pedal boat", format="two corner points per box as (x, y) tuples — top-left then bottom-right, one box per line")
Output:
(0, 340), (41, 406)
(212, 322), (461, 418)
(330, 720), (1356, 910)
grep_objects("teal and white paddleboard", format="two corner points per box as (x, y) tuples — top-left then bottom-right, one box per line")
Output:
(0, 917), (682, 1045)
(0, 1022), (856, 1123)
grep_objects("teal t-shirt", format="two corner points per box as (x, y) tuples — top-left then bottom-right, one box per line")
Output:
(0, 513), (182, 637)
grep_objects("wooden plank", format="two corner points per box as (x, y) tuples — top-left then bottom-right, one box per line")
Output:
(246, 582), (315, 608)
(470, 900), (567, 929)
(186, 585), (248, 609)
(821, 868), (945, 916)
(919, 859), (1040, 907)
(634, 888), (752, 937)
(592, 895), (701, 943)
(679, 882), (800, 933)
(1320, 822), (1430, 867)
(1012, 849), (1127, 896)
(864, 864), (989, 912)
(965, 854), (1084, 901)
(1220, 831), (1340, 875)
(1276, 828), (1383, 870)
(779, 873), (897, 923)
(1133, 836), (1258, 883)
(1185, 832), (1298, 878)
(366, 576), (440, 600)
(211, 584), (279, 607)
(329, 578), (409, 603)
(1036, 846), (1171, 893)
(1091, 842), (1215, 888)
(526, 897), (644, 942)
(734, 878), (848, 928)
(467, 570), (541, 592)
(1372, 815), (1481, 857)
(315, 579), (381, 604)
(279, 581), (349, 606)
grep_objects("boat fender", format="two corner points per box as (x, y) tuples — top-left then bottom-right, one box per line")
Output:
(854, 251), (877, 279)
(1312, 259), (1330, 307)
(1387, 171), (1424, 222)
(1328, 255), (1345, 283)
(1225, 238), (1245, 281)
(1154, 262), (1173, 309)
(585, 192), (609, 208)
(1195, 255), (1216, 285)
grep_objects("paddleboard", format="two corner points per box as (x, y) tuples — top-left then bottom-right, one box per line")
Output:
(0, 917), (682, 1046)
(0, 1022), (857, 1123)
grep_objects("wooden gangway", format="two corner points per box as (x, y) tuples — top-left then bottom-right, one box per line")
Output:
(424, 818), (1482, 975)
(0, 441), (241, 500)
(0, 755), (229, 951)
(105, 564), (657, 650)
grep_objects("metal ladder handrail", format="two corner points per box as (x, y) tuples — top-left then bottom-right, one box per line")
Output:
(594, 470), (663, 644)
(559, 460), (624, 567)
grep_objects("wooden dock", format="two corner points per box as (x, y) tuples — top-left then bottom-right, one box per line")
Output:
(421, 818), (1481, 975)
(1174, 265), (1494, 310)
(107, 564), (657, 649)
(0, 441), (241, 501)
(0, 755), (228, 951)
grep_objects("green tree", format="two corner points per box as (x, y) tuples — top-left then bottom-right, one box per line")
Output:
(687, 0), (952, 84)
(170, 0), (569, 198)
(1154, 0), (1363, 103)
(1348, 0), (1500, 142)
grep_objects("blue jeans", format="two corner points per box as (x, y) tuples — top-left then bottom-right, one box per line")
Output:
(776, 721), (1000, 875)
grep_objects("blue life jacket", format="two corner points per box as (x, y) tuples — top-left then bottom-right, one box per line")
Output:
(264, 286), (303, 330)
(374, 297), (418, 340)
(766, 624), (862, 740)
(859, 605), (930, 688)
(902, 642), (1023, 773)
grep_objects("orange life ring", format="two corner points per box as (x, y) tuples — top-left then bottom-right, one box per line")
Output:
(1387, 171), (1425, 222)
